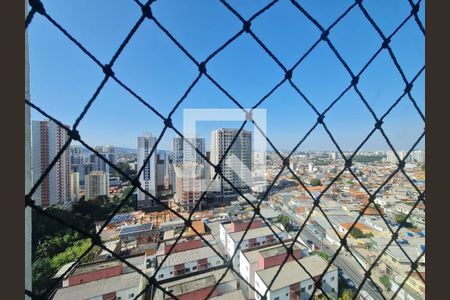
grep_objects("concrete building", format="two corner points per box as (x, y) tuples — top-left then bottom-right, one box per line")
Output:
(70, 172), (80, 202)
(32, 119), (71, 207)
(155, 245), (223, 280)
(174, 163), (205, 212)
(210, 129), (252, 201)
(85, 171), (109, 200)
(156, 153), (166, 189)
(92, 145), (116, 175)
(53, 256), (146, 300)
(173, 136), (206, 165)
(220, 219), (290, 271)
(137, 134), (158, 209)
(410, 150), (425, 163)
(153, 268), (239, 300)
(254, 255), (338, 300)
(240, 240), (308, 299)
(70, 145), (83, 165)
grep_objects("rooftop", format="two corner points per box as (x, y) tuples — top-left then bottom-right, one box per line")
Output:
(256, 255), (336, 291)
(119, 222), (153, 236)
(259, 243), (303, 259)
(53, 272), (140, 300)
(228, 224), (285, 242)
(156, 245), (221, 268)
(242, 240), (307, 266)
(71, 260), (121, 276)
(154, 269), (236, 300)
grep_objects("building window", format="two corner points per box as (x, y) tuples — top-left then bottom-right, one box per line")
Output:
(301, 287), (306, 292)
(158, 274), (164, 279)
(331, 276), (335, 281)
(274, 297), (279, 300)
(193, 266), (197, 270)
(308, 285), (312, 290)
(185, 268), (190, 273)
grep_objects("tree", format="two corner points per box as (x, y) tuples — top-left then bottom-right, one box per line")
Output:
(349, 227), (365, 239)
(50, 239), (94, 270)
(32, 257), (57, 294)
(395, 213), (408, 224)
(339, 288), (354, 300)
(379, 275), (391, 291)
(111, 161), (137, 181)
(349, 227), (373, 239)
(317, 251), (329, 260)
(310, 178), (322, 186)
(277, 214), (292, 231)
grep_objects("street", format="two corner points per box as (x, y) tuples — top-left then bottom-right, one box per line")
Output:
(298, 225), (385, 300)
(273, 201), (385, 300)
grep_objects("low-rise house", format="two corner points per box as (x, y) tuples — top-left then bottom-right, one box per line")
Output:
(254, 255), (338, 300)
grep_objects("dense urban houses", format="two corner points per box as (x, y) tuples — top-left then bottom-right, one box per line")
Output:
(32, 119), (71, 207)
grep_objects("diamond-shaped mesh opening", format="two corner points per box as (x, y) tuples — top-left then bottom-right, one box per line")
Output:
(25, 0), (425, 299)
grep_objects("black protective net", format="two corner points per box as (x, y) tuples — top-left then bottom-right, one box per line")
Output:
(25, 0), (425, 299)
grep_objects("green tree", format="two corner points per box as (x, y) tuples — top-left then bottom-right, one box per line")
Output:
(111, 161), (137, 181)
(50, 239), (94, 270)
(277, 214), (292, 231)
(395, 213), (408, 224)
(349, 227), (365, 239)
(379, 275), (391, 291)
(339, 288), (354, 300)
(316, 251), (329, 260)
(310, 178), (322, 186)
(32, 257), (57, 294)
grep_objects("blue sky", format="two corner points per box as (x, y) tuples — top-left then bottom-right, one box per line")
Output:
(28, 0), (425, 152)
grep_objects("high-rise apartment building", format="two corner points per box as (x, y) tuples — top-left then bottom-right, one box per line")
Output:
(32, 120), (71, 207)
(411, 150), (425, 163)
(70, 145), (83, 165)
(70, 172), (80, 202)
(85, 171), (109, 200)
(174, 163), (204, 212)
(156, 153), (166, 190)
(210, 129), (252, 201)
(386, 150), (424, 164)
(137, 134), (157, 209)
(92, 145), (116, 175)
(172, 137), (206, 165)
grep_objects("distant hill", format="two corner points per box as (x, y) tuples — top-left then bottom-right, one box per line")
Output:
(115, 147), (137, 154)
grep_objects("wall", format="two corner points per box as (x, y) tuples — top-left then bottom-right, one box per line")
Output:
(177, 287), (220, 300)
(67, 265), (122, 286)
(231, 219), (263, 232)
(164, 239), (203, 254)
(156, 255), (223, 280)
(116, 286), (140, 300)
(254, 269), (338, 300)
(258, 248), (302, 270)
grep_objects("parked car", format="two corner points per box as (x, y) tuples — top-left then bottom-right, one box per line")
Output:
(346, 278), (356, 289)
